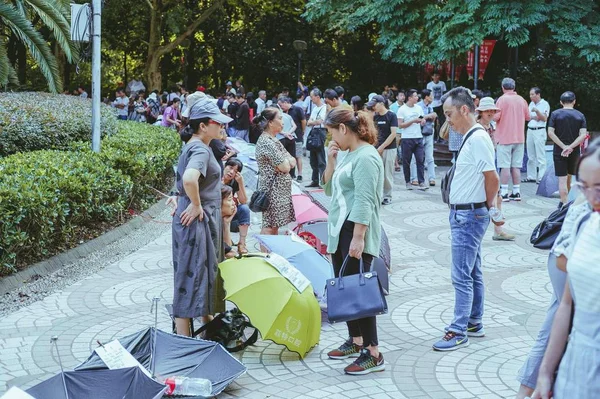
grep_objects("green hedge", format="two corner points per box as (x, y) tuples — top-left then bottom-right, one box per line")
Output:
(0, 122), (181, 276)
(0, 92), (119, 156)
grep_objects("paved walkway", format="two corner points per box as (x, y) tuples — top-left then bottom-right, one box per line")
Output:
(0, 167), (558, 399)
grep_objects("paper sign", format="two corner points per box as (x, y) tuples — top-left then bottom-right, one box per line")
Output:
(94, 340), (152, 378)
(289, 231), (312, 247)
(0, 387), (36, 399)
(265, 253), (310, 293)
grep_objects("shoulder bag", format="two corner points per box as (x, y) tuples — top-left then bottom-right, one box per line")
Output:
(529, 201), (574, 249)
(249, 173), (275, 213)
(440, 126), (484, 205)
(326, 256), (388, 323)
(306, 106), (326, 151)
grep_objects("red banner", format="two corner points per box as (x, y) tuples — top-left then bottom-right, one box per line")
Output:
(466, 40), (497, 80)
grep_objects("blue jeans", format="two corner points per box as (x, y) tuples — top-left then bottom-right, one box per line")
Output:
(235, 129), (249, 142)
(231, 204), (250, 232)
(447, 207), (490, 335)
(517, 253), (566, 388)
(410, 134), (436, 182)
(118, 115), (128, 120)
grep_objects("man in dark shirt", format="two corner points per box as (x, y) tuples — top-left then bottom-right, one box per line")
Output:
(547, 91), (588, 204)
(226, 93), (238, 137)
(235, 94), (250, 142)
(366, 94), (398, 205)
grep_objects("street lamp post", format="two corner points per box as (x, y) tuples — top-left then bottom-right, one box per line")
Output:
(293, 40), (307, 84)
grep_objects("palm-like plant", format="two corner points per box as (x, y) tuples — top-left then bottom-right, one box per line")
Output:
(0, 0), (75, 93)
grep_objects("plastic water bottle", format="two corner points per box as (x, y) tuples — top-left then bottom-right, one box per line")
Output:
(164, 376), (212, 397)
(489, 206), (503, 223)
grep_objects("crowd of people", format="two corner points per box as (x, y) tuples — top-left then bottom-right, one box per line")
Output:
(92, 73), (597, 395)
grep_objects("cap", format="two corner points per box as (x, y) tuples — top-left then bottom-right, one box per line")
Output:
(186, 95), (233, 124)
(476, 97), (500, 112)
(367, 92), (377, 101)
(226, 81), (233, 86)
(197, 85), (206, 92)
(182, 92), (204, 118)
(366, 94), (386, 107)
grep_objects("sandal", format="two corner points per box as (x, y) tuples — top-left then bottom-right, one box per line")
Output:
(237, 242), (248, 254)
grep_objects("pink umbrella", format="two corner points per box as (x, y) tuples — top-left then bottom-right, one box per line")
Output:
(292, 194), (327, 225)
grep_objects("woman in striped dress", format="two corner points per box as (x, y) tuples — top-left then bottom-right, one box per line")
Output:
(533, 137), (600, 399)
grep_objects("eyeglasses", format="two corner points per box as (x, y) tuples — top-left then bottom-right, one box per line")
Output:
(208, 120), (224, 128)
(574, 182), (600, 200)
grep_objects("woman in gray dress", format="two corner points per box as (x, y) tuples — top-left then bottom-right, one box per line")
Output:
(170, 96), (232, 336)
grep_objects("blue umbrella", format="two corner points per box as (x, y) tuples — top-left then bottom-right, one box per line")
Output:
(255, 234), (334, 299)
(537, 164), (559, 198)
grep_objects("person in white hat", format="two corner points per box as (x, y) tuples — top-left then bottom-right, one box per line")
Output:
(476, 97), (515, 242)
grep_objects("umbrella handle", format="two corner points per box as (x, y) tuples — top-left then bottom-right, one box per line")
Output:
(50, 337), (69, 399)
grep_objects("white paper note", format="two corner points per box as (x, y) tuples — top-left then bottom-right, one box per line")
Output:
(265, 253), (310, 293)
(94, 340), (152, 378)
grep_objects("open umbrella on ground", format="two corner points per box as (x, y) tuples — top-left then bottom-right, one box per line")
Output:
(76, 328), (246, 397)
(292, 194), (328, 225)
(537, 165), (559, 198)
(219, 254), (321, 358)
(255, 234), (334, 299)
(27, 367), (166, 399)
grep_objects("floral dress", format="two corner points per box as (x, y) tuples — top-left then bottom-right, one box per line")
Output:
(255, 133), (296, 228)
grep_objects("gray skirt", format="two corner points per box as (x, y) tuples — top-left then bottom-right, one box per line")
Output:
(171, 198), (222, 318)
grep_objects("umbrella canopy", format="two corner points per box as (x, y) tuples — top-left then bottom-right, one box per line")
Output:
(372, 257), (389, 295)
(76, 328), (246, 396)
(219, 255), (321, 358)
(292, 194), (327, 225)
(27, 367), (165, 399)
(255, 234), (334, 299)
(537, 165), (559, 198)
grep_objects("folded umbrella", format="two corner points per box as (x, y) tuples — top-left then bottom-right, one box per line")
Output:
(219, 254), (321, 358)
(27, 367), (166, 399)
(255, 234), (333, 299)
(292, 194), (328, 225)
(76, 328), (246, 397)
(537, 165), (559, 198)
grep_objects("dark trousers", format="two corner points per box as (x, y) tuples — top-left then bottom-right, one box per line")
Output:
(433, 105), (445, 141)
(402, 138), (425, 184)
(332, 220), (379, 347)
(280, 137), (297, 178)
(309, 147), (326, 184)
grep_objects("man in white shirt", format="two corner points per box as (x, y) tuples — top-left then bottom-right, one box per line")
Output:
(306, 89), (327, 188)
(397, 89), (427, 190)
(432, 87), (502, 352)
(256, 90), (267, 115)
(525, 87), (550, 183)
(427, 72), (447, 139)
(113, 88), (129, 120)
(78, 86), (88, 99)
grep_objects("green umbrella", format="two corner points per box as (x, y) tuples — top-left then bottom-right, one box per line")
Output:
(219, 254), (321, 358)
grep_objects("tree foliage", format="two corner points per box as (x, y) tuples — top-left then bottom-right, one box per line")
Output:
(304, 0), (600, 65)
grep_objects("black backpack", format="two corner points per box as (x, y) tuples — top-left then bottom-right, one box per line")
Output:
(197, 308), (259, 353)
(530, 201), (574, 249)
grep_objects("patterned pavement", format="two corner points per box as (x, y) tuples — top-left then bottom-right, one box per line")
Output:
(0, 168), (558, 399)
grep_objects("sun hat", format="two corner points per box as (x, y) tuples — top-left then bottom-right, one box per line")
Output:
(186, 94), (233, 123)
(476, 97), (500, 112)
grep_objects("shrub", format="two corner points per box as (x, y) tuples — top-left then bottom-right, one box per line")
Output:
(0, 150), (133, 275)
(71, 121), (181, 208)
(0, 92), (118, 156)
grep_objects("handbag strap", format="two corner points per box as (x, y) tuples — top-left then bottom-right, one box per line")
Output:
(338, 255), (366, 289)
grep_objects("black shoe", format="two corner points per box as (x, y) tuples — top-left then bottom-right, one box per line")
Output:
(296, 175), (303, 182)
(501, 193), (510, 202)
(381, 198), (392, 205)
(306, 182), (320, 188)
(509, 193), (521, 201)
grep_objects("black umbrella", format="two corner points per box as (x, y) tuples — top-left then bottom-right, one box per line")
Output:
(372, 257), (390, 296)
(26, 367), (166, 399)
(76, 328), (246, 397)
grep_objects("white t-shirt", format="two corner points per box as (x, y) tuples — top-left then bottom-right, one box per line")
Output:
(397, 104), (424, 139)
(222, 99), (230, 111)
(427, 81), (447, 108)
(528, 99), (550, 129)
(256, 98), (266, 115)
(113, 96), (129, 117)
(79, 91), (88, 99)
(309, 103), (327, 128)
(450, 124), (496, 204)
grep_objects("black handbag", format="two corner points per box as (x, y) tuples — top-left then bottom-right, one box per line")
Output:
(307, 127), (326, 151)
(326, 256), (388, 323)
(249, 173), (275, 213)
(530, 201), (574, 249)
(441, 127), (483, 205)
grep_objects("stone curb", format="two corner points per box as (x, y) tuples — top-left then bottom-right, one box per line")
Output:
(0, 200), (168, 296)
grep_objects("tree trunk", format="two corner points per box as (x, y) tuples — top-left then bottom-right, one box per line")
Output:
(144, 0), (225, 91)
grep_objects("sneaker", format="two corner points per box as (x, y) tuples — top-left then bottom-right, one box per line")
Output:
(522, 178), (536, 183)
(327, 339), (362, 360)
(344, 348), (385, 375)
(493, 231), (516, 241)
(418, 183), (429, 191)
(382, 198), (392, 205)
(466, 322), (486, 337)
(509, 193), (521, 201)
(429, 180), (436, 187)
(501, 193), (510, 202)
(296, 175), (303, 182)
(306, 181), (320, 188)
(411, 180), (419, 186)
(406, 183), (414, 190)
(432, 331), (469, 351)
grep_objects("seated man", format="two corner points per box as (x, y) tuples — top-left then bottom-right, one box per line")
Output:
(222, 158), (250, 254)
